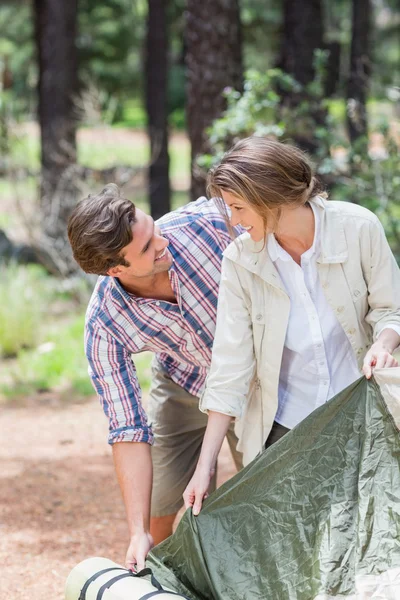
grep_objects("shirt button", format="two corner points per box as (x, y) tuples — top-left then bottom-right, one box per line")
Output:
(256, 314), (263, 321)
(348, 328), (356, 335)
(336, 306), (344, 313)
(354, 289), (361, 297)
(155, 301), (160, 306)
(197, 329), (202, 335)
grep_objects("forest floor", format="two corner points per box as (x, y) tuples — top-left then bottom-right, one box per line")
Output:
(0, 392), (237, 600)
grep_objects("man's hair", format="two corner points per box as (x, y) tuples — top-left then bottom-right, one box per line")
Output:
(67, 183), (137, 275)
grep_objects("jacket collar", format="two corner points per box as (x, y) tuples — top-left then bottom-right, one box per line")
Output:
(223, 196), (348, 287)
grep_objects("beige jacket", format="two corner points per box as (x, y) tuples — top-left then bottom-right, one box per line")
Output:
(200, 196), (400, 465)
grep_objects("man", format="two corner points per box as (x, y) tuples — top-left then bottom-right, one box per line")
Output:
(67, 183), (242, 571)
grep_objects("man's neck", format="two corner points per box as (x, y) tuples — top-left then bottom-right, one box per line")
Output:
(117, 270), (176, 303)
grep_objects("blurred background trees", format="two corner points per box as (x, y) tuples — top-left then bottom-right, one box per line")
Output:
(186, 0), (243, 199)
(0, 0), (399, 398)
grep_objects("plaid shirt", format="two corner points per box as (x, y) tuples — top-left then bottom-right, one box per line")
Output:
(85, 198), (236, 445)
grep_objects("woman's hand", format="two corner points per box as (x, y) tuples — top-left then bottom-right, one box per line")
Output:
(183, 411), (232, 515)
(362, 338), (399, 379)
(183, 465), (215, 516)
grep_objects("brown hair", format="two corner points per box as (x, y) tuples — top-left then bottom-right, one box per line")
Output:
(207, 137), (325, 235)
(67, 183), (137, 275)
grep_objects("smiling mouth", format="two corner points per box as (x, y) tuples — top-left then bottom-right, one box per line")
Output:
(155, 248), (168, 261)
(242, 225), (253, 232)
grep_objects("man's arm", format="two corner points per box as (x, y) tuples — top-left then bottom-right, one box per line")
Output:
(112, 442), (154, 570)
(85, 322), (154, 566)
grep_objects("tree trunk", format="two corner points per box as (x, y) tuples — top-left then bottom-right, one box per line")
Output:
(186, 0), (243, 201)
(34, 0), (79, 274)
(278, 0), (324, 153)
(280, 0), (324, 87)
(145, 0), (171, 220)
(324, 41), (341, 98)
(346, 0), (371, 144)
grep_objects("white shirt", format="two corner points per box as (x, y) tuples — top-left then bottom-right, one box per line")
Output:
(268, 203), (361, 429)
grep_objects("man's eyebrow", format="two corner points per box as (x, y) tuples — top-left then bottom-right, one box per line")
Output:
(140, 220), (155, 254)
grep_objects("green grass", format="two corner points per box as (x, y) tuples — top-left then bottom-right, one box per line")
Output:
(0, 264), (154, 401)
(1, 314), (93, 398)
(9, 132), (40, 170)
(7, 125), (190, 182)
(77, 129), (150, 169)
(1, 309), (154, 401)
(0, 264), (50, 358)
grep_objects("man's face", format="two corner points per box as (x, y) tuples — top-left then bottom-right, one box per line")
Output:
(108, 208), (173, 279)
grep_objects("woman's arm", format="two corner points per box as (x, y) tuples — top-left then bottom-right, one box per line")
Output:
(362, 217), (400, 377)
(363, 217), (400, 338)
(199, 256), (256, 418)
(183, 412), (232, 515)
(183, 255), (256, 514)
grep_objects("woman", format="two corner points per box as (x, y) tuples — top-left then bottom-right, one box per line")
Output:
(183, 136), (400, 515)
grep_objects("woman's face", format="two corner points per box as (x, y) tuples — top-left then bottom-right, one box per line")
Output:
(221, 190), (266, 242)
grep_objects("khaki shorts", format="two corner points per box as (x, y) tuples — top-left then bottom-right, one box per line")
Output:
(147, 359), (243, 517)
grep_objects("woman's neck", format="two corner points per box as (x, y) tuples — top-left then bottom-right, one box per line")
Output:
(274, 204), (315, 264)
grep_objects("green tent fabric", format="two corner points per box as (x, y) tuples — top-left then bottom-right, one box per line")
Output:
(147, 369), (400, 599)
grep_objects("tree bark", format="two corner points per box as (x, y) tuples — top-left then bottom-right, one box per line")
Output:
(278, 0), (324, 153)
(34, 0), (79, 274)
(145, 0), (171, 220)
(186, 0), (243, 201)
(324, 41), (341, 98)
(279, 0), (324, 87)
(346, 0), (371, 144)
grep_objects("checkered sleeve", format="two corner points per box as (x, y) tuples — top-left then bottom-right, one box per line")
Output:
(85, 321), (153, 445)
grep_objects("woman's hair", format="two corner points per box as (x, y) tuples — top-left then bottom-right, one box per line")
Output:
(67, 183), (137, 275)
(207, 137), (325, 235)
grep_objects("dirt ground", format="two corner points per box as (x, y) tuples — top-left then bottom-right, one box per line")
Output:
(0, 394), (237, 600)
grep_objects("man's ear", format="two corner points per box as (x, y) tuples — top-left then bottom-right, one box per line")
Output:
(107, 265), (123, 277)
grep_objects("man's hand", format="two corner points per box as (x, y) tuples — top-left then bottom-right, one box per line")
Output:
(125, 531), (154, 572)
(183, 465), (214, 516)
(363, 340), (398, 379)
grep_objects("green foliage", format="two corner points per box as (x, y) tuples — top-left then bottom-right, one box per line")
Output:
(201, 66), (400, 260)
(198, 66), (319, 170)
(241, 0), (282, 72)
(0, 264), (49, 358)
(331, 129), (400, 261)
(78, 0), (146, 120)
(0, 4), (36, 118)
(117, 99), (147, 128)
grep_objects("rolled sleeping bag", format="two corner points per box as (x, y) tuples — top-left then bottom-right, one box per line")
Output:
(65, 557), (191, 600)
